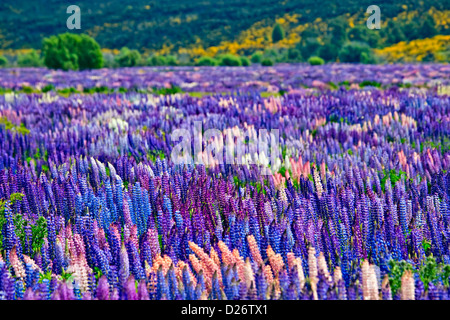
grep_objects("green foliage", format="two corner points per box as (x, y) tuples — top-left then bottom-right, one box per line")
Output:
(39, 270), (53, 283)
(17, 49), (43, 67)
(218, 54), (242, 66)
(359, 80), (381, 88)
(195, 56), (218, 66)
(152, 85), (184, 95)
(31, 216), (47, 254)
(0, 117), (30, 135)
(60, 270), (74, 281)
(0, 56), (8, 67)
(418, 257), (450, 290)
(251, 52), (263, 63)
(298, 36), (321, 60)
(94, 267), (103, 281)
(261, 58), (273, 66)
(308, 56), (324, 65)
(380, 169), (407, 192)
(388, 259), (413, 296)
(10, 193), (24, 203)
(147, 55), (166, 67)
(0, 0), (445, 56)
(272, 23), (285, 43)
(77, 35), (104, 70)
(319, 43), (340, 62)
(42, 84), (55, 93)
(419, 14), (437, 38)
(287, 48), (301, 61)
(165, 55), (178, 66)
(385, 20), (406, 46)
(240, 56), (250, 66)
(116, 47), (141, 67)
(338, 42), (375, 64)
(0, 193), (24, 251)
(42, 33), (103, 70)
(42, 35), (78, 70)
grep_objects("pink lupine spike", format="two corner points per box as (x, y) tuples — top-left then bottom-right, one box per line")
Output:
(176, 261), (197, 287)
(231, 249), (246, 283)
(287, 252), (305, 289)
(247, 235), (263, 265)
(163, 255), (173, 273)
(73, 233), (86, 257)
(266, 245), (284, 277)
(152, 255), (165, 274)
(218, 241), (237, 265)
(210, 247), (220, 267)
(189, 242), (221, 285)
(129, 225), (139, 249)
(148, 228), (161, 258)
(320, 162), (326, 179)
(263, 265), (274, 285)
(123, 198), (132, 226)
(10, 246), (26, 279)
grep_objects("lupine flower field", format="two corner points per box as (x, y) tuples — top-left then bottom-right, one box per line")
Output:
(0, 64), (449, 300)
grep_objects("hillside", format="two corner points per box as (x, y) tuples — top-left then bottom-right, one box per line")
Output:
(0, 0), (448, 54)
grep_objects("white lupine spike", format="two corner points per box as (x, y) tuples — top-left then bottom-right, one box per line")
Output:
(400, 270), (415, 300)
(333, 266), (343, 285)
(362, 261), (379, 300)
(369, 265), (379, 300)
(108, 162), (117, 180)
(362, 260), (370, 300)
(145, 164), (154, 177)
(307, 247), (318, 300)
(96, 159), (107, 180)
(244, 258), (255, 290)
(317, 252), (331, 282)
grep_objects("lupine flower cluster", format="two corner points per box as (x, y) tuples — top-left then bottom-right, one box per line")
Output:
(0, 65), (449, 300)
(0, 63), (449, 92)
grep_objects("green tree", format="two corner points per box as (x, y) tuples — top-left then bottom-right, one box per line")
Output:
(0, 56), (8, 68)
(218, 54), (242, 66)
(195, 56), (218, 66)
(419, 14), (437, 38)
(251, 51), (263, 63)
(287, 48), (301, 61)
(240, 56), (250, 66)
(272, 23), (285, 43)
(77, 34), (104, 70)
(338, 42), (375, 64)
(329, 18), (347, 48)
(147, 55), (167, 66)
(261, 58), (273, 66)
(298, 37), (321, 60)
(116, 47), (141, 67)
(17, 50), (43, 67)
(385, 21), (406, 45)
(42, 33), (103, 71)
(165, 55), (178, 66)
(319, 43), (339, 62)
